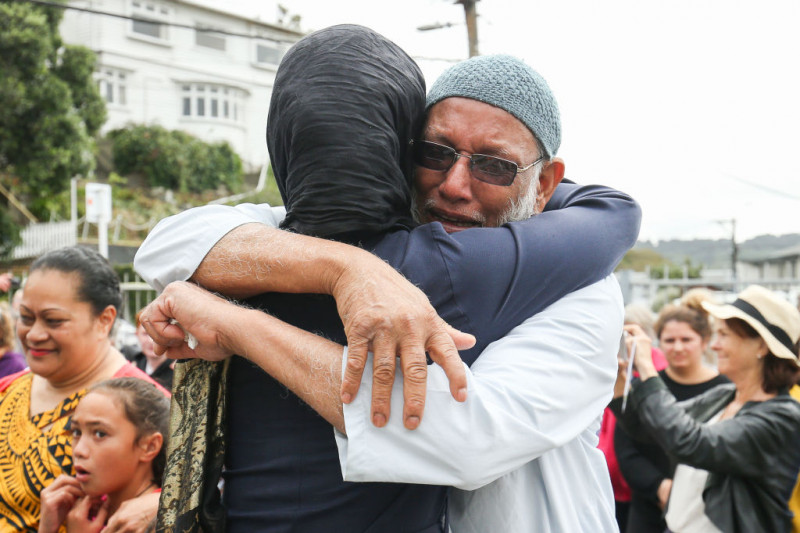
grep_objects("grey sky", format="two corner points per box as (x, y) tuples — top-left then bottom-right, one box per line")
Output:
(202, 0), (800, 242)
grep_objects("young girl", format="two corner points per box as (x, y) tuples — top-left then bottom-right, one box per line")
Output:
(38, 377), (170, 533)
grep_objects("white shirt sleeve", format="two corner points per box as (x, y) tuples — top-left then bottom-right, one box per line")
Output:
(133, 203), (286, 292)
(334, 275), (623, 490)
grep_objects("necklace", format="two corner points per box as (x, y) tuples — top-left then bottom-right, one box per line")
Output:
(134, 481), (157, 499)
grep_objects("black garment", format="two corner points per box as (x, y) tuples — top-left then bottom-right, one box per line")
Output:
(132, 352), (174, 391)
(228, 25), (440, 533)
(267, 24), (424, 242)
(615, 370), (729, 533)
(612, 378), (800, 533)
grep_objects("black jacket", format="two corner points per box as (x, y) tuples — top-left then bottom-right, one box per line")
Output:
(612, 377), (800, 533)
(132, 352), (173, 391)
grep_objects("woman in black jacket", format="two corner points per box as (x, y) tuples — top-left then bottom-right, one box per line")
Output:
(612, 285), (800, 533)
(615, 292), (729, 533)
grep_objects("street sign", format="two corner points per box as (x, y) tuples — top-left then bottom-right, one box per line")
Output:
(85, 183), (112, 223)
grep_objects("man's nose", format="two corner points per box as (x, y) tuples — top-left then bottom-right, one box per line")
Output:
(438, 157), (474, 201)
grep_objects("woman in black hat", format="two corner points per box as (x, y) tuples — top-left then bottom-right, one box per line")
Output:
(612, 285), (800, 533)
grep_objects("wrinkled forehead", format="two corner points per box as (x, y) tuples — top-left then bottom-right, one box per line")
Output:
(424, 97), (541, 157)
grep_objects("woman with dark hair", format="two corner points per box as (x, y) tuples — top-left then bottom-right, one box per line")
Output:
(615, 293), (729, 533)
(613, 285), (800, 533)
(0, 246), (168, 532)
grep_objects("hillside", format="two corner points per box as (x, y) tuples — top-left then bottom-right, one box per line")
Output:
(635, 234), (800, 269)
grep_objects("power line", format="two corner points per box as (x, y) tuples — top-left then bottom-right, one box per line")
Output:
(722, 172), (800, 201)
(16, 0), (300, 44)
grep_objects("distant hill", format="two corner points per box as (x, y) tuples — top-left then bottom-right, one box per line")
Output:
(635, 234), (800, 269)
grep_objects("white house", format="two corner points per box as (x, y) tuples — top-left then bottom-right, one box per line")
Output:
(60, 0), (304, 172)
(739, 245), (800, 284)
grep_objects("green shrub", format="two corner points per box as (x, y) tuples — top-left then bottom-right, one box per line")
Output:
(0, 209), (22, 260)
(109, 125), (243, 193)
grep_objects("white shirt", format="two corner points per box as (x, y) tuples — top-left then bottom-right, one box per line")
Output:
(665, 411), (725, 533)
(134, 203), (286, 292)
(337, 276), (622, 533)
(135, 203), (622, 533)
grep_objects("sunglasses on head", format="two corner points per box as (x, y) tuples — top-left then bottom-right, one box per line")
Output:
(410, 140), (543, 186)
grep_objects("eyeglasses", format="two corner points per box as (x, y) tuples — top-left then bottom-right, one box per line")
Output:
(410, 140), (543, 186)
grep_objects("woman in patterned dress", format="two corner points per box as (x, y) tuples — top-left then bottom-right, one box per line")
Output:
(0, 246), (166, 532)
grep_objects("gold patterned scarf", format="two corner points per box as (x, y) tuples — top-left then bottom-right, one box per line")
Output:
(155, 359), (227, 533)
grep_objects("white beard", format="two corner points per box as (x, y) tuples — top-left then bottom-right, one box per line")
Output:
(496, 163), (542, 225)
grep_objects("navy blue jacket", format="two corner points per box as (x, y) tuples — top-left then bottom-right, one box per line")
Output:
(225, 180), (641, 532)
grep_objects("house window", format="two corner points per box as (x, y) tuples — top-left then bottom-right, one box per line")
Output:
(130, 1), (170, 41)
(196, 28), (226, 51)
(255, 41), (287, 66)
(96, 69), (128, 106)
(181, 83), (243, 122)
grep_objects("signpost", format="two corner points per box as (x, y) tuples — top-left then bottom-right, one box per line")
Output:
(85, 183), (112, 258)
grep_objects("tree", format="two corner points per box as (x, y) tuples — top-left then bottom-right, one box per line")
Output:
(0, 0), (106, 220)
(109, 124), (243, 194)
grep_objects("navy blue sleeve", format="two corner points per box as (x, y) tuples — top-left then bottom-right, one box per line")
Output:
(372, 180), (641, 360)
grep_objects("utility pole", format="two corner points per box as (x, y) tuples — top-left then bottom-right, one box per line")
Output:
(456, 0), (480, 57)
(717, 218), (738, 291)
(730, 218), (738, 290)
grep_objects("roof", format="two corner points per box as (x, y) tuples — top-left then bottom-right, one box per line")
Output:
(174, 0), (305, 37)
(740, 243), (800, 264)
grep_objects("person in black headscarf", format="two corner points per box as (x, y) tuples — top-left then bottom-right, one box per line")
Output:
(140, 25), (640, 532)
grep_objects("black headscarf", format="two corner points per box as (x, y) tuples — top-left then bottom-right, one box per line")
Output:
(267, 24), (426, 242)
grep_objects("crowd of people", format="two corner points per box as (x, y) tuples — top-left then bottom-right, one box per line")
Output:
(1, 22), (800, 533)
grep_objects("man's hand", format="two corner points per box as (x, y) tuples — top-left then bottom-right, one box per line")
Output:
(38, 475), (84, 533)
(140, 282), (241, 362)
(333, 254), (475, 430)
(103, 491), (159, 533)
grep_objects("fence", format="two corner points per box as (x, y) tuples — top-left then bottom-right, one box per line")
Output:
(120, 273), (158, 323)
(12, 221), (76, 260)
(617, 268), (800, 310)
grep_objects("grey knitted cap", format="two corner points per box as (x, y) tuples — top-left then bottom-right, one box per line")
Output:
(426, 54), (561, 158)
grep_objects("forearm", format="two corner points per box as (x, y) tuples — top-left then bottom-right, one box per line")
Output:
(217, 305), (347, 431)
(134, 203), (284, 293)
(191, 223), (357, 299)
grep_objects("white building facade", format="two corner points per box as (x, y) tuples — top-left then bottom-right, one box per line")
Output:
(60, 0), (304, 172)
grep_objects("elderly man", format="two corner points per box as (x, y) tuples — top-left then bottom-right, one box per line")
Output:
(137, 26), (640, 533)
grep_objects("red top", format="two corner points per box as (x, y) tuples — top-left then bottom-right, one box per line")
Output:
(0, 362), (171, 397)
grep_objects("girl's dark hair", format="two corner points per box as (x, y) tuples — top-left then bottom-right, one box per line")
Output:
(89, 377), (170, 486)
(725, 318), (800, 393)
(655, 291), (713, 342)
(30, 246), (122, 317)
(0, 303), (14, 351)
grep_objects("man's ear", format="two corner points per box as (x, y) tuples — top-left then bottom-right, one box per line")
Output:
(138, 432), (164, 463)
(536, 157), (565, 211)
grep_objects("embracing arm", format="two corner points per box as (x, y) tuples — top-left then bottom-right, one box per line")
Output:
(334, 276), (623, 489)
(136, 204), (472, 429)
(142, 281), (356, 432)
(134, 203), (286, 294)
(401, 180), (641, 343)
